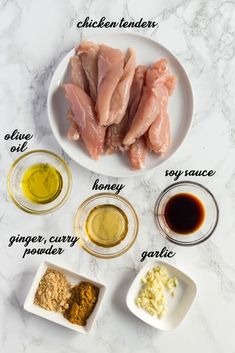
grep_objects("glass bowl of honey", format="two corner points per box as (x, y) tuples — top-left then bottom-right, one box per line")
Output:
(74, 193), (139, 259)
(7, 150), (72, 214)
(155, 181), (219, 246)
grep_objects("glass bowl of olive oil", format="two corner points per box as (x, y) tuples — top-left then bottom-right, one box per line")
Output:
(74, 193), (139, 259)
(8, 150), (72, 214)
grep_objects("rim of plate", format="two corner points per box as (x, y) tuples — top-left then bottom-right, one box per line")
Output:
(47, 32), (194, 178)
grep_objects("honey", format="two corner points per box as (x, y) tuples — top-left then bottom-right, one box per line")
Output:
(85, 204), (128, 247)
(21, 163), (63, 204)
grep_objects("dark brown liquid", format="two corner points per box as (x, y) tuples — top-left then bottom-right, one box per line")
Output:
(164, 193), (205, 234)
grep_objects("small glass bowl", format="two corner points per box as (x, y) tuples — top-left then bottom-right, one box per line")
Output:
(155, 181), (219, 246)
(7, 150), (72, 214)
(74, 193), (139, 259)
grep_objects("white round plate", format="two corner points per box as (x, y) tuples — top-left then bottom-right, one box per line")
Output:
(47, 33), (193, 177)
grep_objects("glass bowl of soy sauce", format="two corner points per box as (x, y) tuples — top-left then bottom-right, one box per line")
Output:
(155, 181), (219, 246)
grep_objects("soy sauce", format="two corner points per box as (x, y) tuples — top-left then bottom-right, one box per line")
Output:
(164, 193), (205, 234)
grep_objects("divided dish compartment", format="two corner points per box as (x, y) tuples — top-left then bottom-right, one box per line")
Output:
(126, 260), (197, 331)
(24, 261), (106, 334)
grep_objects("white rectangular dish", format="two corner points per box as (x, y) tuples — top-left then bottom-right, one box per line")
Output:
(126, 260), (197, 331)
(24, 261), (106, 334)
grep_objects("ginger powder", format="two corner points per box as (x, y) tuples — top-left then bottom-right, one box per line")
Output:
(34, 269), (71, 313)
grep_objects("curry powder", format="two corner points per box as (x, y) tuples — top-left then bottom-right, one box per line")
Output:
(64, 281), (99, 326)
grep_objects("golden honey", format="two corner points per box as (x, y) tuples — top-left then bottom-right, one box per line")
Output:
(85, 204), (128, 247)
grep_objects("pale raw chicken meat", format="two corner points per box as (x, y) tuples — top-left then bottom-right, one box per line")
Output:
(152, 59), (176, 96)
(67, 55), (88, 140)
(70, 55), (89, 93)
(127, 136), (148, 170)
(63, 83), (105, 160)
(96, 45), (124, 126)
(123, 68), (165, 146)
(127, 65), (148, 169)
(146, 59), (176, 154)
(67, 109), (80, 140)
(106, 65), (146, 154)
(163, 75), (176, 96)
(128, 65), (147, 122)
(67, 121), (80, 141)
(67, 55), (90, 141)
(146, 83), (169, 154)
(151, 59), (168, 77)
(146, 110), (170, 154)
(107, 48), (136, 125)
(105, 113), (128, 153)
(76, 41), (99, 101)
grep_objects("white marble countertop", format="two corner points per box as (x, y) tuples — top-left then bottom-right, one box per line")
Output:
(1, 0), (235, 352)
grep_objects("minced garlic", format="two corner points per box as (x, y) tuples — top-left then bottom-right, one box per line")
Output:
(135, 266), (178, 319)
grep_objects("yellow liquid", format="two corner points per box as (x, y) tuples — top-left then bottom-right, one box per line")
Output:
(85, 204), (128, 248)
(21, 163), (63, 204)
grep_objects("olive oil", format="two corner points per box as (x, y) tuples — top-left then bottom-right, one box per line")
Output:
(21, 163), (63, 204)
(85, 204), (128, 247)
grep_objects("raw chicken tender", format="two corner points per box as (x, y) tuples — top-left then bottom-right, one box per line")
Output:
(127, 65), (148, 169)
(123, 68), (165, 146)
(96, 45), (124, 126)
(67, 121), (80, 141)
(127, 136), (148, 170)
(152, 59), (176, 96)
(146, 105), (170, 155)
(105, 113), (129, 153)
(128, 65), (147, 122)
(106, 65), (146, 153)
(146, 59), (176, 154)
(67, 109), (80, 141)
(63, 83), (105, 160)
(76, 41), (99, 101)
(67, 55), (90, 141)
(70, 55), (89, 94)
(108, 48), (136, 125)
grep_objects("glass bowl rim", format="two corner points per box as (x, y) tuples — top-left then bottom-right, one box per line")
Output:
(7, 149), (72, 215)
(154, 181), (219, 246)
(74, 192), (139, 259)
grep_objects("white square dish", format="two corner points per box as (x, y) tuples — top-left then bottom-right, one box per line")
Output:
(24, 261), (106, 334)
(126, 260), (197, 331)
